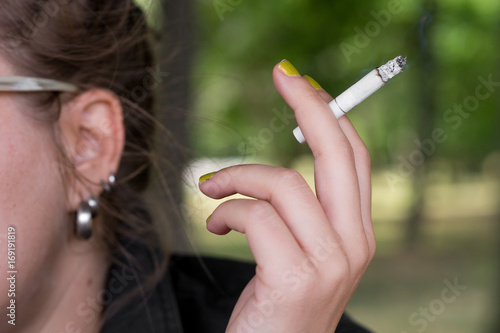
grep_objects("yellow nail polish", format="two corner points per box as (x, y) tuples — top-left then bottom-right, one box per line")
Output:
(304, 75), (324, 90)
(206, 214), (212, 222)
(199, 172), (216, 184)
(278, 59), (300, 76)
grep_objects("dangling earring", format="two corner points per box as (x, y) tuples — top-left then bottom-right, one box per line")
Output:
(74, 173), (116, 239)
(75, 197), (98, 240)
(101, 173), (116, 192)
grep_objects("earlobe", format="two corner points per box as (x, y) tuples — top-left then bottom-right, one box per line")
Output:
(59, 89), (124, 211)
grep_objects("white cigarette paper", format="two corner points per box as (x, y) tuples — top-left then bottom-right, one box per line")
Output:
(293, 56), (407, 144)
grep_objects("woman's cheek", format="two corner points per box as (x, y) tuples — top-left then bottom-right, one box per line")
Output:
(0, 108), (68, 318)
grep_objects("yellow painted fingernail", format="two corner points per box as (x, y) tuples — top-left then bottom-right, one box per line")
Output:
(304, 75), (323, 90)
(199, 172), (216, 184)
(206, 214), (212, 222)
(278, 59), (300, 76)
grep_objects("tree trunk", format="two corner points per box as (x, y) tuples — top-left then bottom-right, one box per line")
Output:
(404, 0), (437, 250)
(149, 0), (194, 252)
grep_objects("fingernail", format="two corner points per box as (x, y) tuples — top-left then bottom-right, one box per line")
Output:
(304, 75), (324, 90)
(199, 172), (216, 184)
(206, 214), (212, 222)
(278, 59), (300, 76)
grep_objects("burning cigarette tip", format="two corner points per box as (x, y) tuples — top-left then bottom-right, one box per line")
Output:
(396, 56), (407, 68)
(377, 56), (407, 83)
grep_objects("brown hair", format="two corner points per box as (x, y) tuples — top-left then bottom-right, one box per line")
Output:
(0, 0), (172, 322)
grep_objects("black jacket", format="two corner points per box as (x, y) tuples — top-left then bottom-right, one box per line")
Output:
(102, 243), (372, 333)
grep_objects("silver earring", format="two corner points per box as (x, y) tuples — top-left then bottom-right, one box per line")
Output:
(101, 173), (116, 192)
(88, 196), (98, 218)
(75, 197), (98, 240)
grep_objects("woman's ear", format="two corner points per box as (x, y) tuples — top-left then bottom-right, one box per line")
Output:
(58, 89), (125, 211)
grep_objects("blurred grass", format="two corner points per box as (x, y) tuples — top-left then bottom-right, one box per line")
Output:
(182, 156), (499, 333)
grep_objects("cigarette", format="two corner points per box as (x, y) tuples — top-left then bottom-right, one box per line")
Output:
(293, 55), (407, 144)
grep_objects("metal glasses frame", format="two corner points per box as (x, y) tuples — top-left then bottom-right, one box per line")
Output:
(0, 76), (79, 93)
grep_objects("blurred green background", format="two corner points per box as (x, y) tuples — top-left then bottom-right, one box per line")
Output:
(141, 0), (500, 332)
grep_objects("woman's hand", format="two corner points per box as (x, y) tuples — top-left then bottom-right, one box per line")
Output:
(198, 60), (375, 333)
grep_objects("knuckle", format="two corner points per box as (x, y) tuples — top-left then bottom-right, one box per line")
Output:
(351, 243), (373, 274)
(272, 168), (307, 190)
(301, 87), (323, 101)
(214, 168), (232, 187)
(247, 200), (276, 223)
(314, 138), (354, 161)
(315, 248), (350, 282)
(324, 259), (350, 285)
(368, 237), (377, 261)
(362, 229), (377, 261)
(336, 139), (356, 159)
(356, 143), (371, 168)
(360, 247), (373, 270)
(360, 242), (371, 259)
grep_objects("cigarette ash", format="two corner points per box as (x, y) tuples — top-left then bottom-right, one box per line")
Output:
(376, 56), (407, 83)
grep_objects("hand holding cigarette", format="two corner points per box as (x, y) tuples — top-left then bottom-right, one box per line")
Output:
(293, 56), (407, 143)
(199, 60), (376, 332)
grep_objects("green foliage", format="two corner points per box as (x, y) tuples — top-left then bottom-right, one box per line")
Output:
(191, 0), (500, 170)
